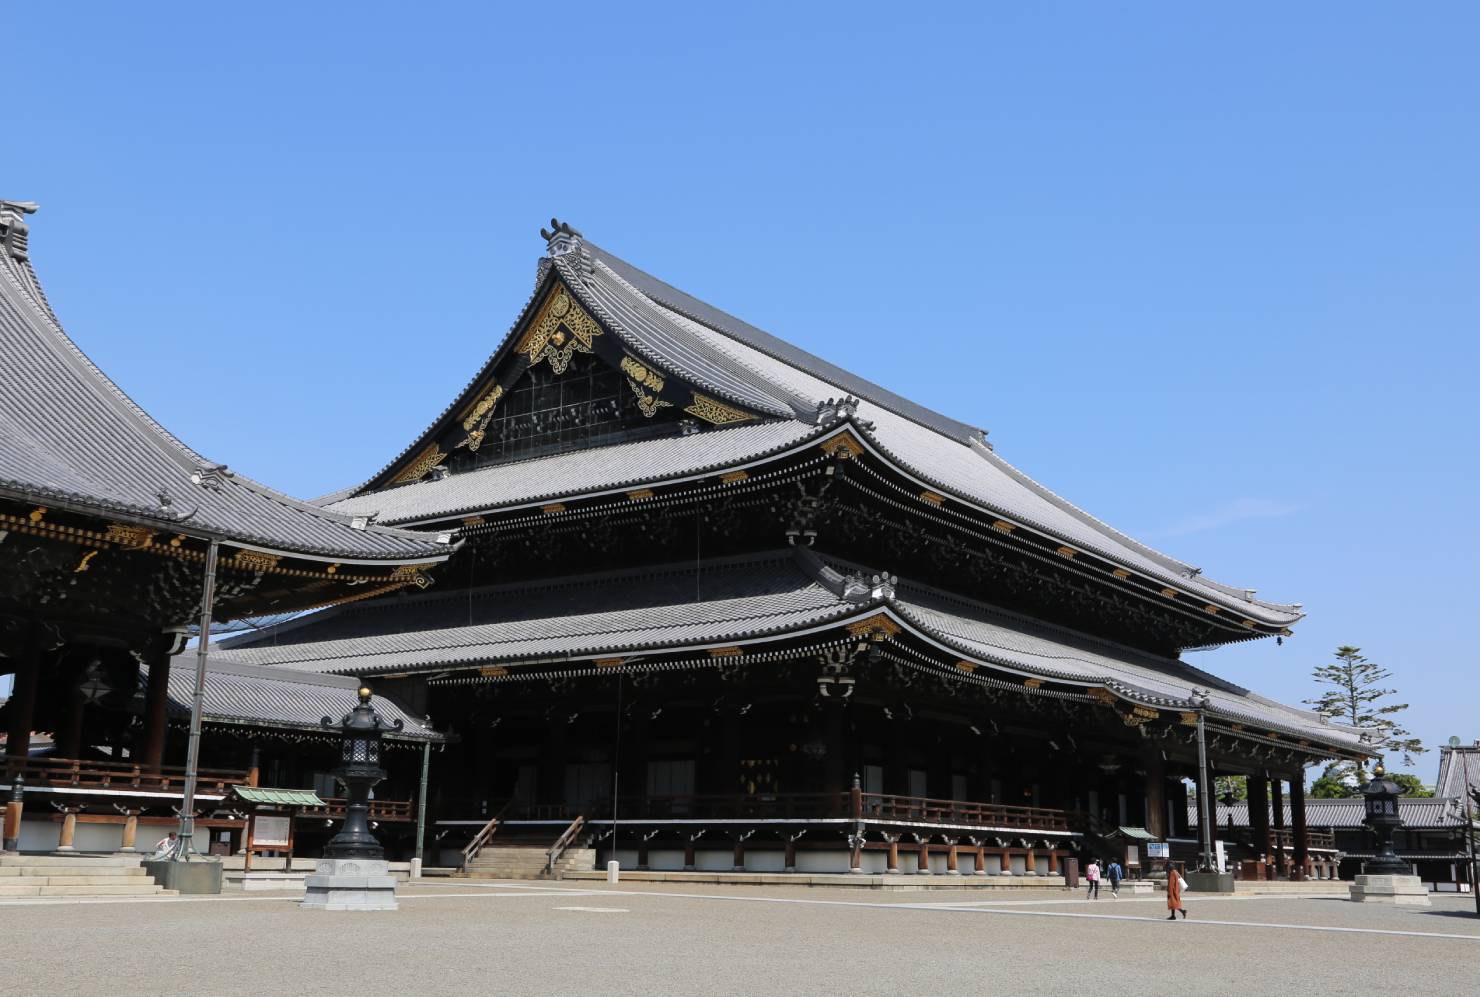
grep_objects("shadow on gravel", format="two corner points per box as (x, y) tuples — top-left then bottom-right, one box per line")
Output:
(1418, 910), (1480, 921)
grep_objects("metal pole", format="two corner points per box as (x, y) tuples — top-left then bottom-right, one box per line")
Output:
(1462, 750), (1479, 918)
(173, 538), (219, 860)
(414, 739), (431, 866)
(1196, 711), (1215, 873)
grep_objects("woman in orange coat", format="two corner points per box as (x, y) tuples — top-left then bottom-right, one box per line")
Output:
(1166, 862), (1187, 920)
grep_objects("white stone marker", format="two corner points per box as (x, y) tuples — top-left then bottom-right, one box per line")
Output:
(302, 857), (398, 911)
(1348, 874), (1431, 906)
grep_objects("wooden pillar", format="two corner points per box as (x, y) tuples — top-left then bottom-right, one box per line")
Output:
(56, 656), (87, 761)
(57, 808), (78, 851)
(946, 842), (959, 875)
(1143, 751), (1167, 839)
(974, 844), (986, 875)
(1047, 850), (1060, 874)
(916, 839), (930, 873)
(4, 642), (41, 764)
(997, 849), (1013, 875)
(245, 747), (261, 788)
(2, 781), (23, 851)
(141, 650), (172, 772)
(1024, 845), (1036, 875)
(1271, 777), (1287, 878)
(120, 811), (140, 852)
(1248, 774), (1270, 867)
(1290, 775), (1309, 880)
(885, 835), (899, 874)
(733, 838), (746, 872)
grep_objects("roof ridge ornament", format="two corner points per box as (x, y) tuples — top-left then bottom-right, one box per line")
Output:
(814, 396), (860, 427)
(540, 218), (584, 258)
(0, 199), (39, 260)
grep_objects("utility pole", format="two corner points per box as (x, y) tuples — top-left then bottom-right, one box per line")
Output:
(1192, 688), (1215, 873)
(173, 538), (219, 860)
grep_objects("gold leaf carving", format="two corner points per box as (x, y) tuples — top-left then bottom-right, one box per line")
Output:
(105, 524), (156, 548)
(393, 445), (446, 485)
(620, 355), (666, 392)
(517, 286), (602, 375)
(232, 549), (281, 572)
(685, 393), (755, 425)
(627, 377), (673, 418)
(819, 432), (863, 460)
(845, 614), (901, 640)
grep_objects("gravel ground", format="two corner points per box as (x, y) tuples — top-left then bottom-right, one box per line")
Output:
(3, 881), (1478, 996)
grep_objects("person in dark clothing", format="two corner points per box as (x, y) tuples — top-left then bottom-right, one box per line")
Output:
(1107, 858), (1124, 897)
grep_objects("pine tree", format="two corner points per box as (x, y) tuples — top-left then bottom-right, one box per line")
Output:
(1305, 645), (1425, 786)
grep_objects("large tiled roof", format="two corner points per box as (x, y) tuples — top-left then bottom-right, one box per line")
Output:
(218, 549), (1356, 754)
(1192, 798), (1465, 829)
(0, 202), (449, 563)
(214, 552), (854, 675)
(146, 658), (441, 742)
(328, 420), (819, 524)
(339, 224), (1300, 624)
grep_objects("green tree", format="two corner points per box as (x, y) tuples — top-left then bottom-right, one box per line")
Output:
(1305, 645), (1425, 785)
(1214, 775), (1247, 801)
(1310, 765), (1359, 799)
(1390, 773), (1433, 797)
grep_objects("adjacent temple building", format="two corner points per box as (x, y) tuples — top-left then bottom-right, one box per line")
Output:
(4, 204), (1371, 880)
(215, 219), (1368, 877)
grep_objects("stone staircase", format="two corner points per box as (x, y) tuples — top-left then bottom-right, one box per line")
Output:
(0, 854), (177, 898)
(457, 845), (596, 881)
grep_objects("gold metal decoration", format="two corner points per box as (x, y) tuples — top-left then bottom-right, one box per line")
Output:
(392, 444), (446, 485)
(819, 432), (864, 460)
(954, 660), (977, 673)
(709, 646), (744, 657)
(1204, 605), (1220, 615)
(516, 285), (603, 374)
(540, 503), (566, 515)
(457, 384), (505, 451)
(595, 657), (626, 668)
(1023, 678), (1043, 689)
(620, 355), (665, 392)
(919, 491), (945, 507)
(480, 665), (509, 678)
(74, 550), (98, 573)
(1241, 618), (1256, 628)
(845, 614), (901, 641)
(1055, 546), (1076, 558)
(1159, 587), (1178, 599)
(1179, 712), (1200, 726)
(462, 516), (486, 527)
(390, 564), (432, 589)
(626, 488), (655, 502)
(1088, 688), (1117, 705)
(232, 549), (281, 572)
(1112, 568), (1130, 579)
(1122, 705), (1160, 728)
(685, 393), (755, 425)
(28, 507), (45, 524)
(991, 519), (1015, 533)
(720, 470), (749, 484)
(627, 377), (673, 418)
(105, 524), (155, 548)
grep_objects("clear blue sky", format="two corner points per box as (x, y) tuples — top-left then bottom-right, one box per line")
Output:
(9, 4), (1477, 781)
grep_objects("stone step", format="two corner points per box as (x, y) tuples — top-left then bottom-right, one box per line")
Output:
(0, 854), (144, 869)
(0, 882), (172, 897)
(0, 875), (158, 887)
(0, 866), (149, 878)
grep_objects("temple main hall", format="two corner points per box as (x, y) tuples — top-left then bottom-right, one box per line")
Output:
(215, 219), (1368, 877)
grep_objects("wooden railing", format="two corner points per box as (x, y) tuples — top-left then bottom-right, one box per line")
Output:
(547, 815), (586, 877)
(860, 793), (1070, 832)
(299, 798), (415, 822)
(588, 793), (847, 821)
(462, 817), (500, 870)
(2, 756), (247, 795)
(1270, 827), (1338, 852)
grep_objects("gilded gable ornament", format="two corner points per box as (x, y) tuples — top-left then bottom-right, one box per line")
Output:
(457, 384), (505, 451)
(684, 393), (754, 426)
(627, 377), (673, 418)
(517, 286), (602, 375)
(392, 444), (447, 485)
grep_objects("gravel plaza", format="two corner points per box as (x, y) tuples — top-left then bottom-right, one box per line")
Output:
(3, 881), (1478, 996)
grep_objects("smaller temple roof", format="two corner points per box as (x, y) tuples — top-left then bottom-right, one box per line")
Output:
(0, 201), (450, 564)
(146, 658), (442, 742)
(1192, 798), (1465, 830)
(230, 785), (326, 807)
(1434, 741), (1480, 801)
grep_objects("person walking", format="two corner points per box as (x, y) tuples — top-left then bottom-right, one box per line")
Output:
(1166, 861), (1188, 919)
(1085, 858), (1100, 899)
(1107, 858), (1123, 898)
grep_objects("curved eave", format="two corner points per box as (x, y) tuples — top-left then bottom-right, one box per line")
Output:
(837, 421), (1303, 630)
(0, 482), (453, 567)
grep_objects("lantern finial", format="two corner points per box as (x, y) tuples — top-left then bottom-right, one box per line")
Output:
(358, 685), (372, 704)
